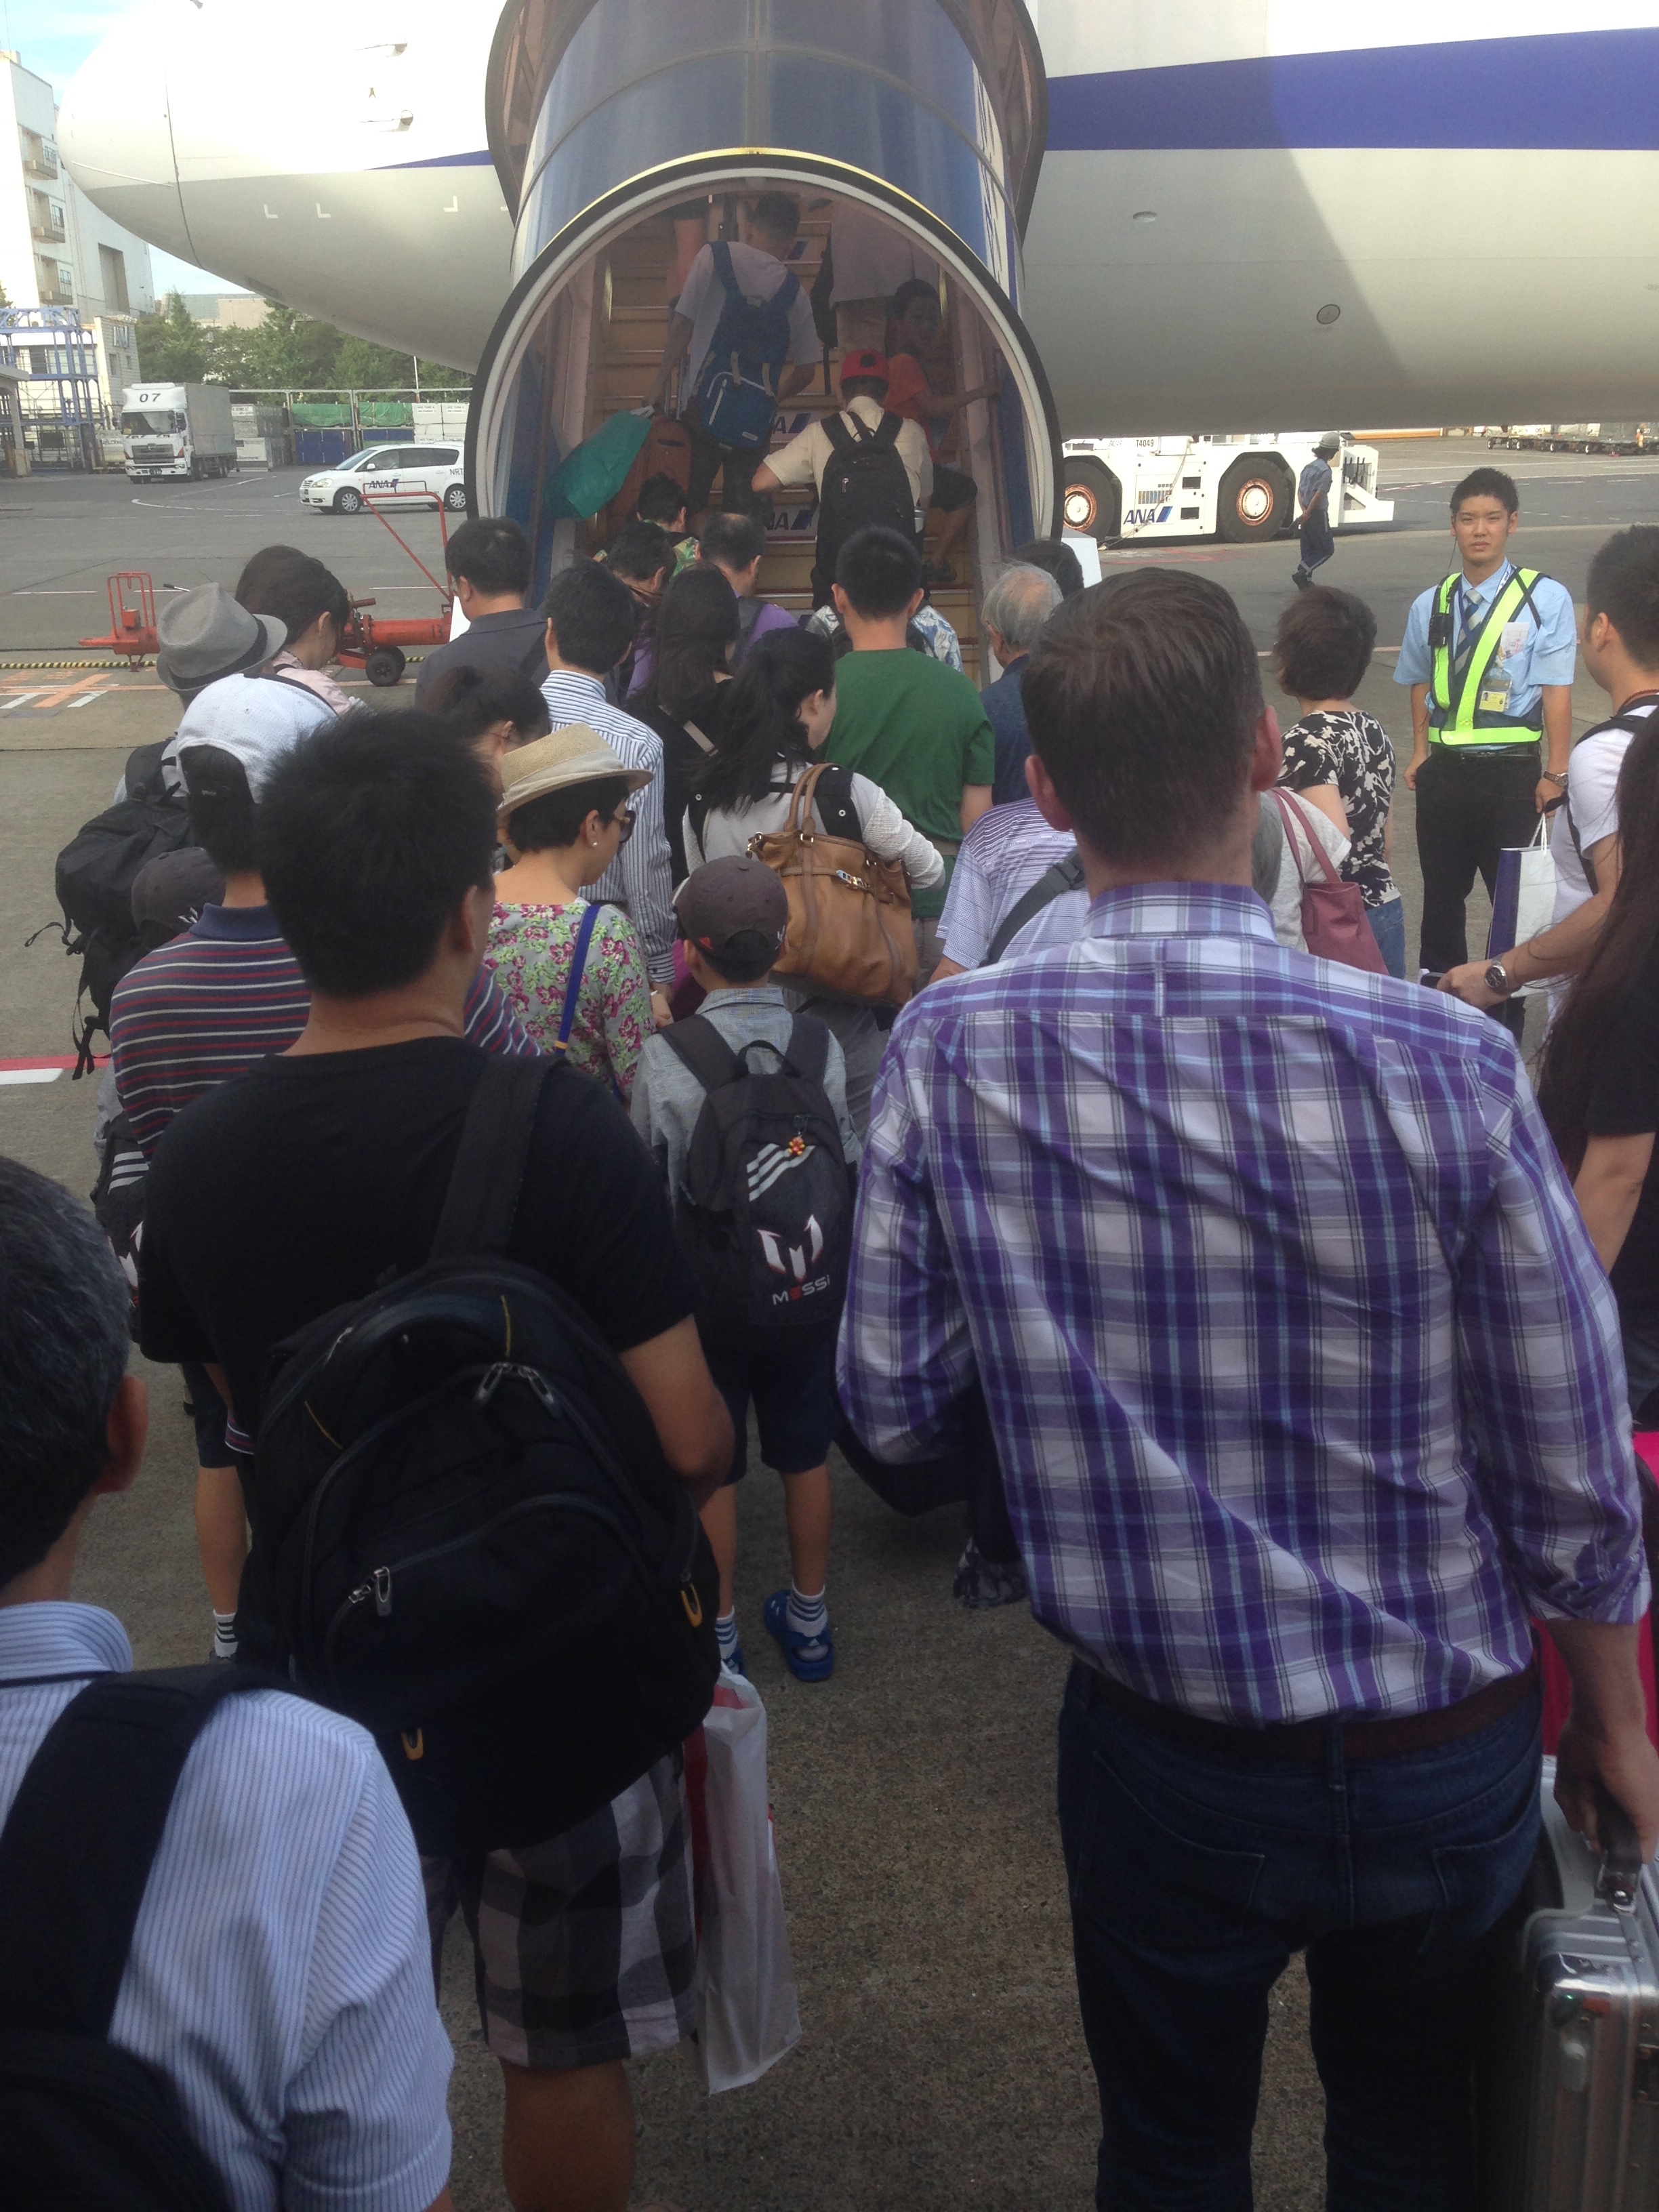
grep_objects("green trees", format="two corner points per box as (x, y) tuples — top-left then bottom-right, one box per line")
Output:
(132, 295), (470, 393)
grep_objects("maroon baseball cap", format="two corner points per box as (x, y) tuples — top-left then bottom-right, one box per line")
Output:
(840, 349), (890, 388)
(674, 855), (787, 968)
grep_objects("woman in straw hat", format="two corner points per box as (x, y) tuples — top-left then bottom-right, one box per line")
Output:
(487, 724), (656, 1100)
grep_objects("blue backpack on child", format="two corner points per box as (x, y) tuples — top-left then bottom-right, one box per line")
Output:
(694, 243), (802, 451)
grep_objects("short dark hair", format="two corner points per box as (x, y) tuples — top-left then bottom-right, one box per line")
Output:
(424, 663), (551, 745)
(890, 278), (937, 322)
(257, 711), (497, 998)
(1451, 467), (1519, 516)
(1586, 526), (1659, 664)
(1017, 537), (1086, 598)
(840, 376), (888, 404)
(635, 472), (689, 527)
(542, 558), (638, 674)
(750, 191), (800, 243)
(235, 546), (349, 639)
(699, 512), (766, 572)
(1022, 569), (1263, 866)
(836, 526), (922, 619)
(508, 775), (631, 855)
(1273, 585), (1377, 701)
(443, 516), (532, 598)
(694, 940), (775, 987)
(180, 744), (259, 874)
(605, 521), (674, 586)
(0, 1159), (132, 1584)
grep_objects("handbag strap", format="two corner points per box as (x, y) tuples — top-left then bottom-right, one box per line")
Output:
(786, 758), (832, 836)
(557, 899), (605, 1051)
(682, 718), (715, 755)
(1271, 789), (1341, 888)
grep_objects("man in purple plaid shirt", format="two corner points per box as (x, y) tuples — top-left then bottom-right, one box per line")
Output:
(839, 568), (1659, 2211)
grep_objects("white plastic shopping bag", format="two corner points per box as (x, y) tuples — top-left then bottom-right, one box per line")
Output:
(1487, 815), (1556, 982)
(687, 1668), (802, 2093)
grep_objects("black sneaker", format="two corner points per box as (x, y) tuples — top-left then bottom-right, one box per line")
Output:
(1291, 565), (1312, 591)
(952, 1538), (1029, 1611)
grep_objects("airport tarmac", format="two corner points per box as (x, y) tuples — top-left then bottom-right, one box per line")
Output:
(0, 435), (1643, 2211)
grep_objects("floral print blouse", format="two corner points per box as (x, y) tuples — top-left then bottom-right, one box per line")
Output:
(485, 899), (652, 1101)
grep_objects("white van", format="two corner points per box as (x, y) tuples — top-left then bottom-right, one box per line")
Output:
(300, 441), (466, 516)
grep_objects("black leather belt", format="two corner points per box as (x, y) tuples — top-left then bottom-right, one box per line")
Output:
(1077, 1659), (1538, 1764)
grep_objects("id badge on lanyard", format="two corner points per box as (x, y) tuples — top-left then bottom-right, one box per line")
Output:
(1477, 667), (1511, 716)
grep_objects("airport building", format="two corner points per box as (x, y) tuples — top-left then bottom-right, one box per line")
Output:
(0, 48), (155, 461)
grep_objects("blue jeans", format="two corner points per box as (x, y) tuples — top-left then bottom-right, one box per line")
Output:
(1056, 1666), (1541, 2212)
(1366, 895), (1406, 979)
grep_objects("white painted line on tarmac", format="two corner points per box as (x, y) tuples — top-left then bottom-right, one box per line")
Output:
(0, 1067), (60, 1085)
(66, 692), (103, 708)
(0, 692), (43, 710)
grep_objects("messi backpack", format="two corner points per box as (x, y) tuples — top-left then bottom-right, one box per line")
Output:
(0, 1666), (280, 2211)
(661, 1012), (852, 1341)
(235, 1053), (720, 1858)
(694, 241), (802, 451)
(815, 411), (917, 588)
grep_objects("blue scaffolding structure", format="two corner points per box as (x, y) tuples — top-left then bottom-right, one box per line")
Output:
(0, 306), (102, 468)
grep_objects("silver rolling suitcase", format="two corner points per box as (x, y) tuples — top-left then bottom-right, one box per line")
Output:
(1482, 1758), (1659, 2210)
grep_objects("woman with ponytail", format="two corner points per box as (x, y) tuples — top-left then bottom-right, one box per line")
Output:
(684, 626), (942, 1129)
(1539, 719), (1659, 1422)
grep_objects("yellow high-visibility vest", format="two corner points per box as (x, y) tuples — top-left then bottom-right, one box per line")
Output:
(1428, 567), (1547, 745)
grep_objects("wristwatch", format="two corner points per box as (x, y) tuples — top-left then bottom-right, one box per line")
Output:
(1542, 769), (1568, 788)
(1484, 961), (1515, 997)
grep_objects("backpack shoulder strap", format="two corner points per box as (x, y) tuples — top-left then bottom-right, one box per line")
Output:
(984, 849), (1086, 964)
(430, 1051), (554, 1261)
(711, 241), (739, 300)
(0, 1666), (278, 2036)
(823, 413), (855, 456)
(876, 412), (903, 449)
(811, 760), (862, 842)
(661, 1012), (744, 1094)
(784, 1013), (830, 1090)
(773, 267), (802, 310)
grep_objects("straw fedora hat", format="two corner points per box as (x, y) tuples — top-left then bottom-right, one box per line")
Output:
(497, 724), (652, 829)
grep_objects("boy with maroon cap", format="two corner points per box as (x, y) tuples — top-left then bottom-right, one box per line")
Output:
(632, 857), (861, 1681)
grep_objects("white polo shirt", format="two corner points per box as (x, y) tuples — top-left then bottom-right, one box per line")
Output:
(765, 394), (933, 507)
(0, 1603), (453, 2212)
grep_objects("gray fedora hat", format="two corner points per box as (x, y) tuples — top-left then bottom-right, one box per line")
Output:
(156, 584), (287, 697)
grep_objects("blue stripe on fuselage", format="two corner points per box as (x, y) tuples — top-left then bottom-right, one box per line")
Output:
(382, 147), (495, 169)
(1046, 28), (1659, 152)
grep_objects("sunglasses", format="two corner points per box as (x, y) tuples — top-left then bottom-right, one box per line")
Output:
(611, 806), (636, 844)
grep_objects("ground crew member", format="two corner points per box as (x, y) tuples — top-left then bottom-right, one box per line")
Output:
(1291, 432), (1341, 590)
(1395, 466), (1576, 999)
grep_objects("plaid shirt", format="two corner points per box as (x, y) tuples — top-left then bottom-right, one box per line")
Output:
(840, 884), (1647, 1725)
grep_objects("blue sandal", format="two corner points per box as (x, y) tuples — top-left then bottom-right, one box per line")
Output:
(763, 1590), (835, 1681)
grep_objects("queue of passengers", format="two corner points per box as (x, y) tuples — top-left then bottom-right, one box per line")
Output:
(5, 448), (1659, 2212)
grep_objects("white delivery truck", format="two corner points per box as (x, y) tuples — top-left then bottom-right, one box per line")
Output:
(120, 383), (238, 481)
(1061, 432), (1393, 546)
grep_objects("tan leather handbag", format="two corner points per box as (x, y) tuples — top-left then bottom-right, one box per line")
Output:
(745, 762), (918, 1006)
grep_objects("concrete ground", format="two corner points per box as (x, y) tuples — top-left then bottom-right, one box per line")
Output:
(0, 436), (1648, 2210)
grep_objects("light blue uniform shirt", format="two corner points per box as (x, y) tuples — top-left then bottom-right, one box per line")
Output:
(0, 1604), (453, 2212)
(1395, 558), (1576, 725)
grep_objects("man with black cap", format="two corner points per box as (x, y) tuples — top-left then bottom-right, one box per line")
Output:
(632, 855), (860, 1688)
(1292, 434), (1343, 590)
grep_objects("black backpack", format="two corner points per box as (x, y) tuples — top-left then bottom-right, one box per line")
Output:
(0, 1666), (279, 2211)
(816, 412), (916, 585)
(47, 740), (192, 1076)
(235, 1053), (720, 1858)
(661, 1012), (852, 1342)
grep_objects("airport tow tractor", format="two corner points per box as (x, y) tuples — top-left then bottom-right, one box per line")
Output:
(78, 571), (159, 666)
(338, 489), (456, 687)
(1061, 433), (1394, 547)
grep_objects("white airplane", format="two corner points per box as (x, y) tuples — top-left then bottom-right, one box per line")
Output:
(60, 1), (1659, 554)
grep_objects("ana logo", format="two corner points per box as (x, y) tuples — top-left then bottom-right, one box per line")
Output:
(1126, 504), (1172, 527)
(758, 1214), (830, 1304)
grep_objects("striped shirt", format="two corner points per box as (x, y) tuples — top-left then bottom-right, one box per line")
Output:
(110, 903), (534, 1160)
(937, 798), (1075, 967)
(0, 1603), (452, 2212)
(539, 668), (676, 984)
(840, 883), (1647, 1725)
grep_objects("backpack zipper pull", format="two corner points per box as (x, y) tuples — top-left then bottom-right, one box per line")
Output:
(373, 1565), (392, 1618)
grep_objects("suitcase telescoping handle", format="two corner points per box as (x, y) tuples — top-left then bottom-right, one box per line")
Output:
(1593, 1784), (1645, 1914)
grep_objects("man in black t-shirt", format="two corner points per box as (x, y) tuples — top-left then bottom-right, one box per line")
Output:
(139, 708), (732, 2212)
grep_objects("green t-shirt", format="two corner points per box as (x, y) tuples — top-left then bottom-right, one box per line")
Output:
(825, 649), (996, 918)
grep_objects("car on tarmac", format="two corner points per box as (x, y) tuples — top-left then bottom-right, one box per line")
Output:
(300, 441), (467, 516)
